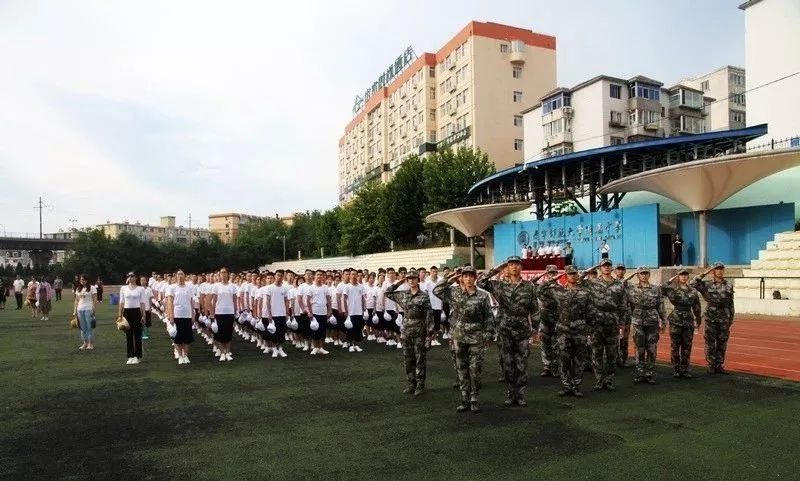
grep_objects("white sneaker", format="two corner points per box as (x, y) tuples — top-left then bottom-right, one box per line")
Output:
(377, 337), (386, 344)
(325, 337), (332, 343)
(184, 357), (191, 364)
(219, 355), (226, 362)
(342, 342), (349, 349)
(278, 347), (287, 358)
(213, 348), (221, 356)
(349, 346), (355, 353)
(126, 357), (134, 364)
(431, 339), (441, 346)
(178, 357), (185, 365)
(302, 344), (309, 352)
(132, 357), (140, 364)
(386, 339), (396, 346)
(333, 340), (340, 346)
(318, 348), (330, 355)
(354, 345), (363, 352)
(225, 353), (233, 361)
(367, 334), (375, 341)
(272, 349), (279, 358)
(310, 348), (319, 355)
(397, 343), (403, 349)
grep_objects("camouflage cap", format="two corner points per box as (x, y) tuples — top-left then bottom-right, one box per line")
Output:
(677, 268), (690, 275)
(506, 255), (523, 264)
(461, 266), (477, 276)
(545, 264), (558, 273)
(599, 258), (613, 267)
(713, 262), (725, 269)
(406, 269), (418, 279)
(636, 266), (650, 274)
(615, 263), (626, 270)
(564, 265), (578, 274)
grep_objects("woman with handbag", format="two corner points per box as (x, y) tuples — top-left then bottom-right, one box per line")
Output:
(118, 272), (146, 365)
(73, 274), (97, 350)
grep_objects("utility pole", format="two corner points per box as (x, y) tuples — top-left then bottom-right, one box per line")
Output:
(188, 213), (192, 243)
(33, 197), (52, 239)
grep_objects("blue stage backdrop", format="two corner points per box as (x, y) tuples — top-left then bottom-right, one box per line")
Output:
(493, 204), (660, 268)
(677, 203), (795, 265)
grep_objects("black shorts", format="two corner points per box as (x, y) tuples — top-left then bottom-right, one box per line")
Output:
(346, 314), (365, 343)
(173, 318), (194, 345)
(311, 314), (328, 340)
(384, 310), (398, 333)
(332, 310), (345, 331)
(214, 314), (235, 343)
(365, 309), (375, 327)
(373, 310), (384, 328)
(296, 313), (309, 336)
(272, 316), (287, 344)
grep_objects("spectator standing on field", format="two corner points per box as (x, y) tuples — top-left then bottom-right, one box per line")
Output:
(37, 278), (53, 321)
(13, 275), (25, 309)
(95, 278), (104, 303)
(53, 277), (63, 301)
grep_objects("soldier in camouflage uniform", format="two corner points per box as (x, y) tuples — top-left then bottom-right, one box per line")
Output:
(581, 259), (627, 391)
(434, 266), (494, 413)
(542, 265), (596, 397)
(691, 262), (735, 374)
(582, 266), (598, 372)
(626, 266), (666, 384)
(478, 256), (541, 406)
(537, 264), (561, 377)
(386, 270), (434, 395)
(614, 264), (633, 367)
(661, 268), (702, 378)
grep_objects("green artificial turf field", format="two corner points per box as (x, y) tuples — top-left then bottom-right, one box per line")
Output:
(1, 291), (799, 481)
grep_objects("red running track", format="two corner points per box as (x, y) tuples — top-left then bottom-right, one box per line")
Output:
(641, 315), (800, 381)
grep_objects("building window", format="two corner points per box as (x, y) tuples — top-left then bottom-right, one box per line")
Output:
(610, 136), (625, 145)
(513, 115), (523, 127)
(513, 91), (522, 103)
(428, 66), (435, 78)
(542, 94), (570, 114)
(500, 43), (509, 53)
(701, 80), (709, 91)
(610, 84), (622, 99)
(645, 110), (660, 125)
(630, 83), (661, 101)
(429, 87), (435, 100)
(514, 139), (523, 151)
(730, 73), (745, 86)
(610, 111), (623, 125)
(543, 119), (563, 137)
(732, 93), (746, 106)
(731, 111), (746, 124)
(512, 66), (522, 79)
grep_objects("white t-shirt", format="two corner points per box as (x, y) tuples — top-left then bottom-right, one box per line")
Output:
(75, 286), (97, 311)
(213, 282), (238, 315)
(120, 285), (144, 309)
(537, 247), (546, 256)
(601, 243), (610, 254)
(343, 283), (365, 314)
(13, 279), (25, 293)
(308, 284), (330, 316)
(148, 277), (156, 289)
(168, 284), (194, 319)
(364, 284), (378, 309)
(425, 277), (444, 310)
(335, 282), (347, 311)
(266, 283), (290, 317)
(381, 279), (398, 311)
(544, 245), (553, 255)
(553, 245), (562, 255)
(142, 287), (153, 311)
(293, 283), (307, 313)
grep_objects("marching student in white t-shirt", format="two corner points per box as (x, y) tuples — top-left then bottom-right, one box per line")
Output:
(167, 270), (196, 365)
(139, 276), (154, 340)
(380, 268), (400, 347)
(334, 272), (349, 348)
(424, 266), (444, 346)
(253, 273), (272, 354)
(374, 272), (387, 343)
(364, 273), (378, 341)
(342, 270), (367, 353)
(305, 270), (331, 355)
(265, 269), (291, 358)
(118, 272), (146, 365)
(210, 267), (239, 362)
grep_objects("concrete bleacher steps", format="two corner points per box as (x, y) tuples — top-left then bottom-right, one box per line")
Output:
(735, 230), (800, 316)
(262, 246), (470, 273)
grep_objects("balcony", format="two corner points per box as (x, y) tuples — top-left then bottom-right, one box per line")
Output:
(510, 50), (525, 64)
(544, 131), (573, 146)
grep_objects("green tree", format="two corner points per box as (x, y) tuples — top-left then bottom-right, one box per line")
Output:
(423, 146), (494, 217)
(338, 181), (389, 255)
(382, 155), (426, 245)
(233, 217), (286, 268)
(311, 209), (341, 258)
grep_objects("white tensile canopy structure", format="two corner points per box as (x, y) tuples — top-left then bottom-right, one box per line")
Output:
(599, 147), (800, 265)
(425, 202), (530, 265)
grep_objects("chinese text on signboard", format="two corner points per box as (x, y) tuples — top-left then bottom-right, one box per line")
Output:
(352, 46), (416, 115)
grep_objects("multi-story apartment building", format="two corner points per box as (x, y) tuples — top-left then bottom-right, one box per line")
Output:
(98, 216), (211, 244)
(208, 213), (265, 244)
(522, 70), (743, 161)
(338, 21), (557, 202)
(682, 65), (747, 131)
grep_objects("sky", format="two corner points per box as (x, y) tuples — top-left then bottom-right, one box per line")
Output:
(0, 0), (746, 234)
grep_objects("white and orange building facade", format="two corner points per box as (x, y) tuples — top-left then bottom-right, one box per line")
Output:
(338, 21), (557, 203)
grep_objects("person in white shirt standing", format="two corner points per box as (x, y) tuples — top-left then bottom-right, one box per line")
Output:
(425, 266), (444, 346)
(73, 274), (97, 350)
(343, 270), (367, 353)
(210, 267), (239, 362)
(380, 268), (400, 347)
(13, 275), (25, 310)
(265, 269), (291, 358)
(139, 276), (154, 340)
(118, 272), (146, 365)
(364, 273), (378, 341)
(600, 239), (611, 259)
(306, 270), (331, 355)
(167, 270), (195, 365)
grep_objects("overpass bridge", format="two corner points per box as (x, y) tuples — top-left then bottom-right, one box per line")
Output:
(0, 233), (74, 251)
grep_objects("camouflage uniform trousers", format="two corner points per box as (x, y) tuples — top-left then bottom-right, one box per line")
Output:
(499, 334), (531, 399)
(403, 334), (428, 388)
(538, 311), (559, 373)
(455, 342), (486, 402)
(632, 324), (660, 378)
(704, 321), (732, 369)
(669, 324), (694, 374)
(557, 328), (588, 389)
(591, 315), (618, 384)
(618, 319), (632, 365)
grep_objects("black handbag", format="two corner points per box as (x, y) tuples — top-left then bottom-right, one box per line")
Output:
(91, 313), (97, 329)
